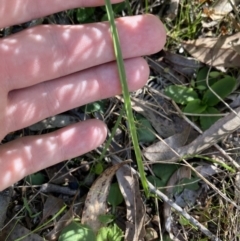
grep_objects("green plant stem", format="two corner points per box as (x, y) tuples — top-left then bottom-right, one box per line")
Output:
(145, 0), (149, 13)
(104, 0), (149, 196)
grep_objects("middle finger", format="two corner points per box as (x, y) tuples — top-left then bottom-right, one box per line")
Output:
(0, 15), (165, 91)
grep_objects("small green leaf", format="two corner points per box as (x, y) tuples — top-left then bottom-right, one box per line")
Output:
(200, 107), (221, 130)
(183, 99), (207, 114)
(147, 175), (165, 188)
(152, 164), (179, 186)
(98, 214), (115, 225)
(179, 216), (190, 226)
(173, 177), (200, 195)
(202, 76), (236, 106)
(164, 85), (198, 105)
(112, 2), (126, 14)
(25, 172), (46, 185)
(135, 114), (156, 143)
(59, 222), (96, 241)
(209, 71), (222, 78)
(84, 100), (106, 114)
(97, 224), (123, 241)
(107, 183), (123, 207)
(76, 8), (95, 23)
(196, 67), (219, 91)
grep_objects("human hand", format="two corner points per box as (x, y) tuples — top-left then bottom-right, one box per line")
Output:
(0, 0), (166, 191)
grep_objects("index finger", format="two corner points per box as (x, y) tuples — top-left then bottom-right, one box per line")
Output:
(0, 0), (123, 28)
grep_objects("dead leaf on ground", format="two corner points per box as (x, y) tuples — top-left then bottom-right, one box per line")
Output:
(164, 0), (180, 21)
(0, 187), (13, 229)
(209, 0), (240, 21)
(81, 161), (130, 233)
(182, 32), (240, 69)
(1, 222), (43, 241)
(40, 195), (65, 226)
(164, 51), (203, 77)
(164, 166), (191, 240)
(113, 157), (145, 241)
(45, 208), (73, 241)
(144, 106), (240, 163)
(144, 128), (192, 163)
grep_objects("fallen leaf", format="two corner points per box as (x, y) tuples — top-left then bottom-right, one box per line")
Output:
(144, 128), (191, 163)
(144, 106), (240, 163)
(1, 222), (43, 241)
(40, 195), (65, 226)
(113, 157), (145, 241)
(164, 0), (180, 21)
(45, 209), (73, 241)
(210, 0), (240, 21)
(164, 51), (203, 77)
(182, 32), (240, 69)
(81, 161), (130, 233)
(0, 187), (13, 229)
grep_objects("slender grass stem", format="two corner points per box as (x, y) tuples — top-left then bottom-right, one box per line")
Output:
(104, 0), (149, 196)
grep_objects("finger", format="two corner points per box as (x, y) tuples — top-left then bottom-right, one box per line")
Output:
(0, 0), (123, 28)
(7, 57), (148, 133)
(0, 120), (107, 191)
(1, 15), (166, 91)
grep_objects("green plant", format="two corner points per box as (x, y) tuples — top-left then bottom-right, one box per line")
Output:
(164, 69), (236, 130)
(104, 0), (148, 195)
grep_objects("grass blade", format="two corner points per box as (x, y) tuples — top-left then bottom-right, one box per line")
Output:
(104, 0), (149, 196)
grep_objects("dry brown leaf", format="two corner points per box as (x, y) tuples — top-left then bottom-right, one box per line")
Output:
(0, 187), (13, 229)
(1, 222), (43, 241)
(164, 0), (180, 21)
(40, 195), (65, 226)
(130, 96), (190, 138)
(182, 32), (240, 69)
(144, 128), (191, 163)
(163, 166), (191, 240)
(114, 159), (145, 241)
(45, 208), (73, 241)
(210, 0), (240, 21)
(81, 161), (130, 233)
(163, 166), (191, 219)
(164, 51), (203, 77)
(144, 106), (240, 163)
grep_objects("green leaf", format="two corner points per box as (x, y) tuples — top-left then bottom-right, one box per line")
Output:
(173, 177), (200, 195)
(97, 224), (123, 241)
(202, 76), (236, 106)
(147, 175), (165, 188)
(98, 214), (115, 225)
(164, 85), (198, 105)
(196, 67), (219, 91)
(183, 99), (207, 114)
(209, 71), (222, 78)
(179, 216), (190, 226)
(84, 100), (106, 114)
(25, 172), (46, 185)
(107, 183), (123, 207)
(135, 114), (156, 143)
(152, 164), (179, 186)
(59, 222), (96, 241)
(76, 8), (95, 23)
(112, 2), (126, 14)
(200, 107), (221, 130)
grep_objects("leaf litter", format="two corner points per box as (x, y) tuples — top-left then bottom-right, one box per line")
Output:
(2, 3), (240, 241)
